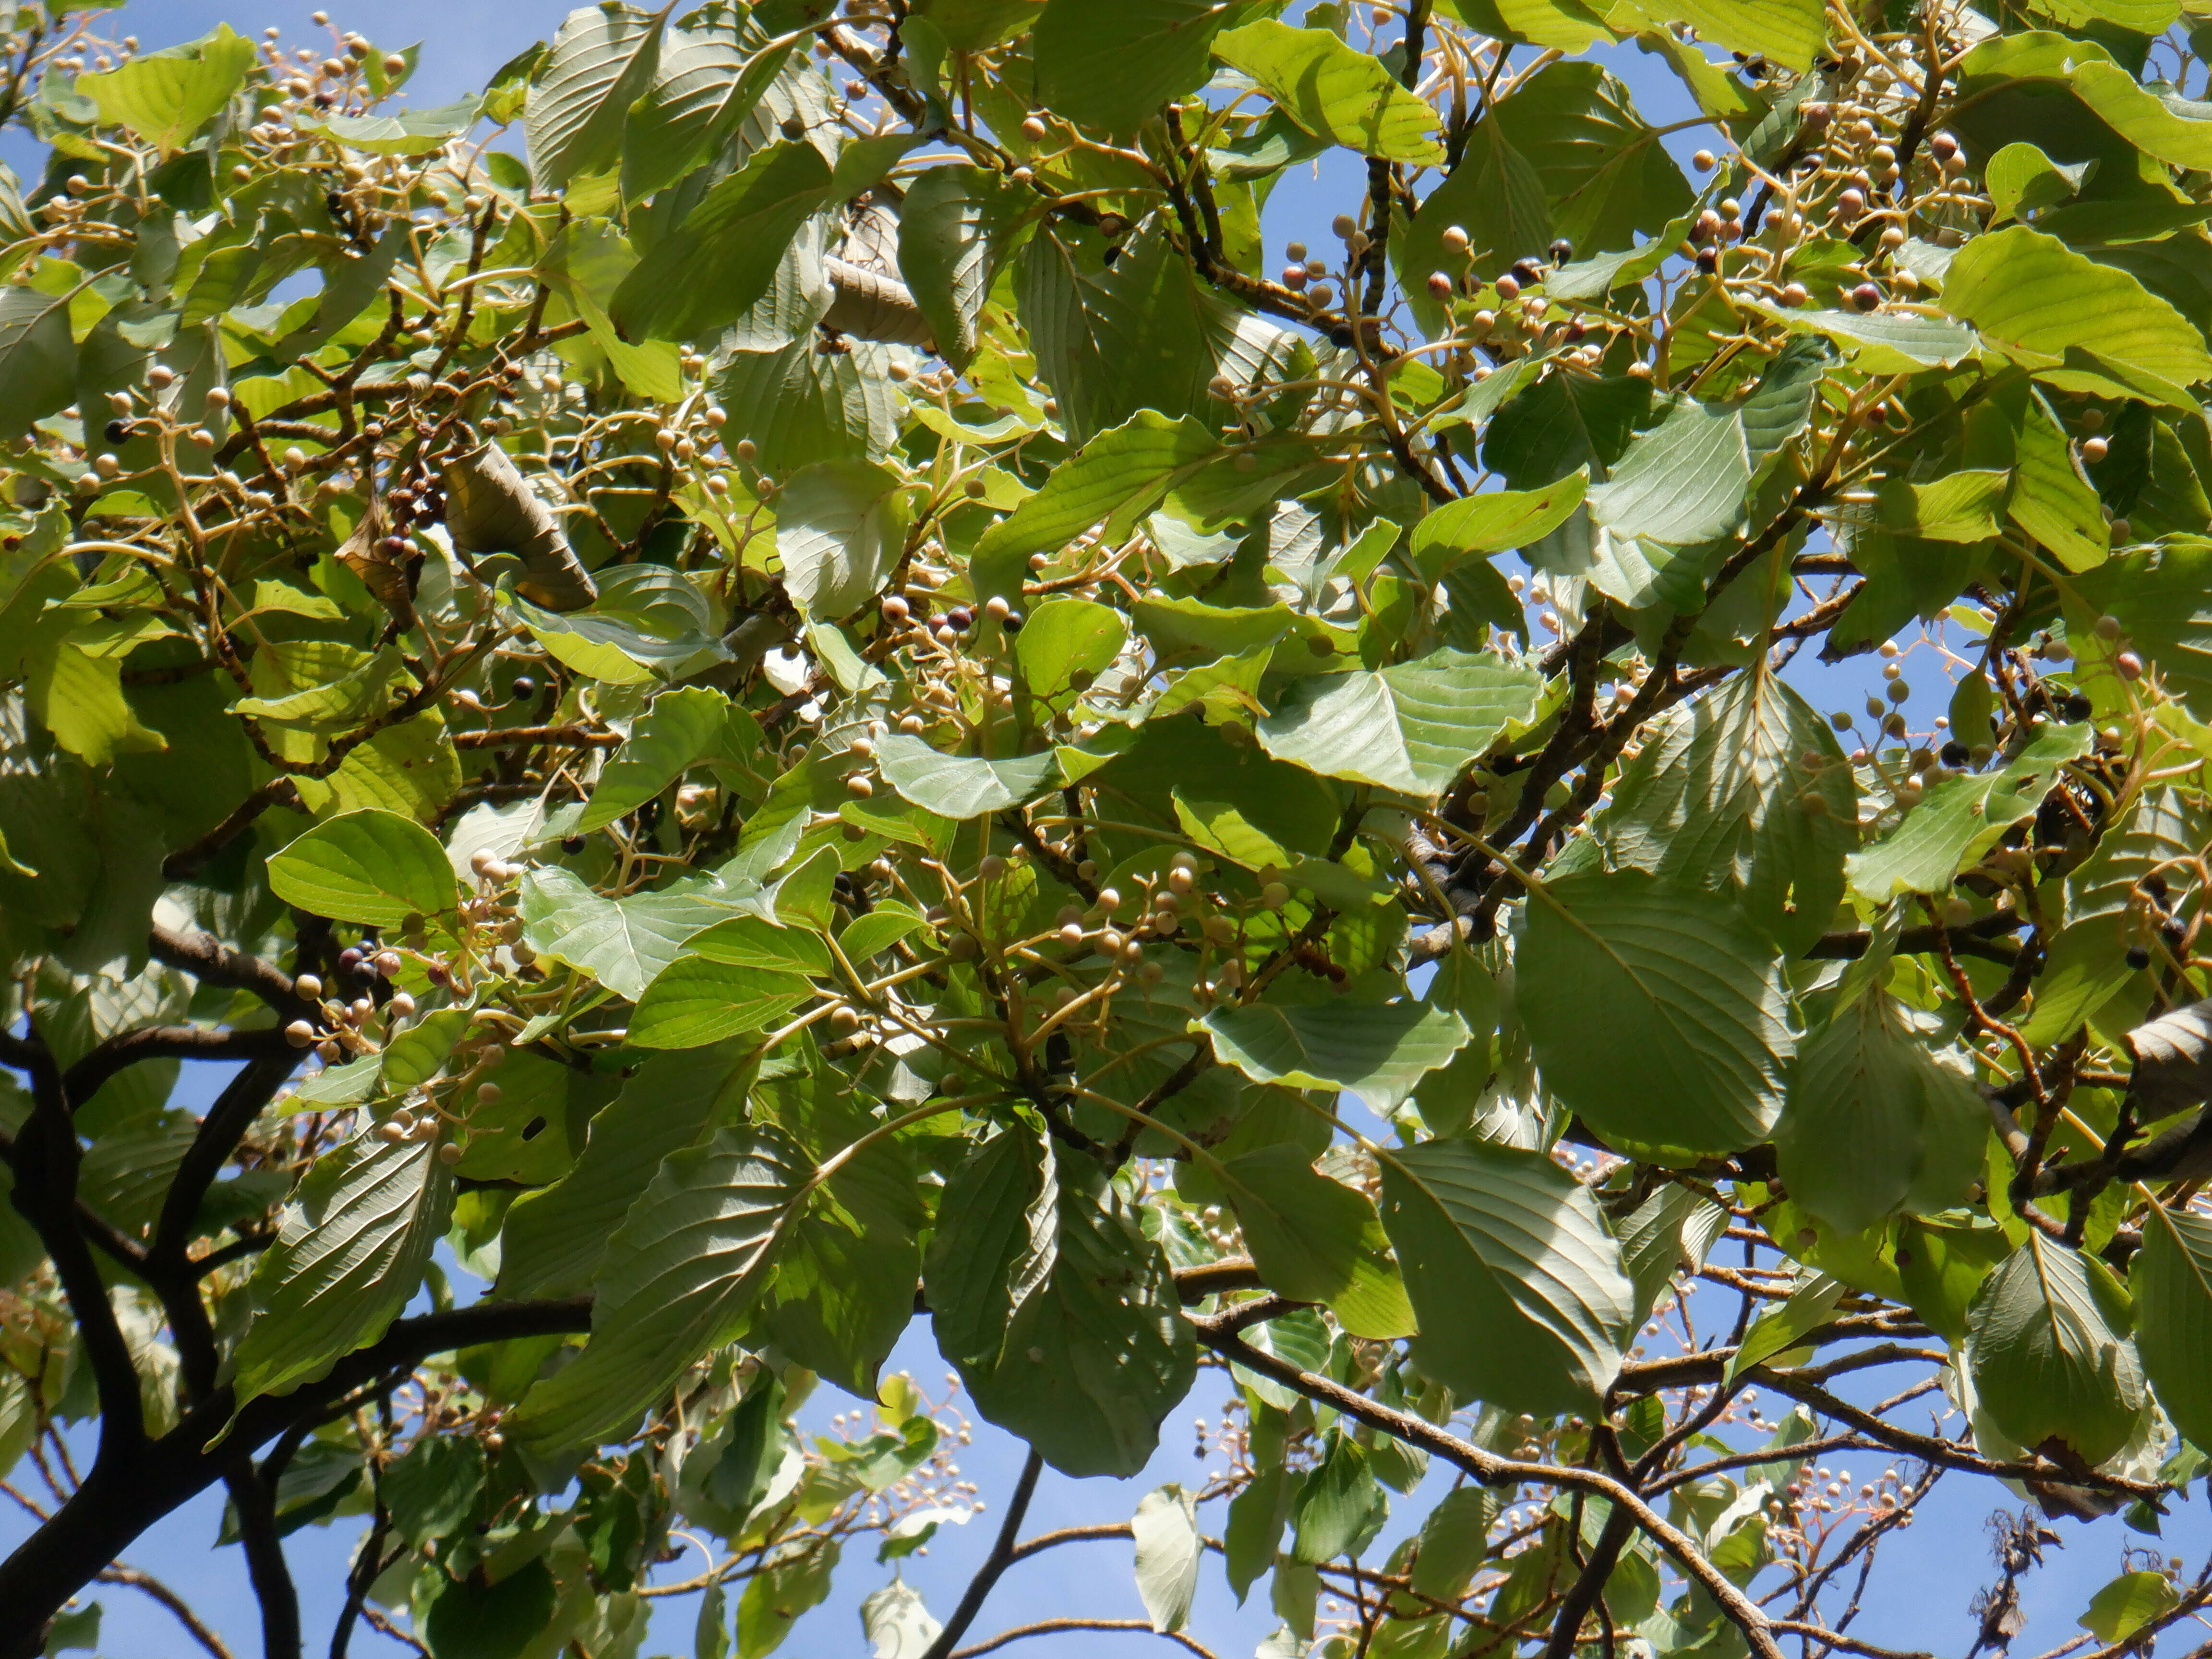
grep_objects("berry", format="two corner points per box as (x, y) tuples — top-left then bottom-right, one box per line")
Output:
(2081, 436), (2109, 463)
(103, 418), (129, 445)
(947, 605), (974, 632)
(1549, 238), (1574, 264)
(511, 675), (537, 698)
(2128, 944), (2153, 970)
(1695, 248), (1719, 275)
(1002, 609), (1025, 633)
(562, 834), (586, 854)
(1851, 282), (1882, 311)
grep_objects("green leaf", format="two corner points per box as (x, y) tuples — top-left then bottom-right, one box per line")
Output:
(2007, 387), (2110, 573)
(1132, 1484), (1202, 1633)
(876, 732), (1061, 817)
(1015, 599), (1129, 709)
(1408, 473), (1587, 580)
(77, 23), (255, 153)
(309, 95), (484, 156)
(1516, 871), (1793, 1157)
(1256, 648), (1543, 797)
(617, 24), (752, 204)
(974, 412), (1221, 574)
(1587, 394), (1752, 545)
(506, 565), (729, 686)
(1212, 22), (1445, 164)
(1219, 1146), (1415, 1339)
(1409, 1486), (1495, 1601)
(1034, 0), (1255, 136)
(897, 165), (1037, 370)
(1755, 303), (1980, 376)
(610, 141), (834, 341)
(714, 336), (901, 478)
(232, 1130), (456, 1403)
(2072, 542), (2212, 717)
(1725, 1272), (1845, 1383)
(630, 957), (813, 1048)
(500, 1045), (753, 1299)
(926, 1129), (1195, 1477)
(1289, 1432), (1378, 1563)
(1986, 141), (2084, 222)
(2131, 1205), (2212, 1452)
(514, 1126), (807, 1449)
(1774, 995), (1984, 1235)
(1943, 226), (2212, 388)
(1377, 1137), (1632, 1414)
(776, 460), (913, 621)
(2080, 1571), (2178, 1642)
(1396, 118), (1551, 330)
(266, 808), (459, 931)
(421, 1558), (558, 1659)
(1599, 666), (1858, 955)
(737, 1540), (838, 1659)
(0, 289), (78, 439)
(578, 687), (733, 832)
(1657, 0), (1825, 72)
(1488, 61), (1692, 258)
(526, 1), (669, 190)
(1966, 1234), (2145, 1467)
(518, 865), (749, 998)
(1878, 469), (2009, 542)
(1846, 722), (2092, 899)
(1198, 1001), (1470, 1114)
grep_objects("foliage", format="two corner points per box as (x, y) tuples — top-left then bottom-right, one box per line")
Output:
(12, 1), (2212, 1657)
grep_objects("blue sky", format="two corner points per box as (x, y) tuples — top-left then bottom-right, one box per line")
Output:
(0, 5), (2159, 1658)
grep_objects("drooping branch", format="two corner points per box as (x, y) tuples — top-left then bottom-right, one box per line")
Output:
(94, 1566), (233, 1659)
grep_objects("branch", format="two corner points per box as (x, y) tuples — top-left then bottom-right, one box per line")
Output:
(148, 927), (312, 1019)
(919, 1449), (1045, 1659)
(150, 1055), (298, 1315)
(1769, 1622), (1935, 1659)
(95, 1566), (233, 1659)
(0, 1297), (593, 1650)
(61, 1026), (295, 1109)
(161, 780), (304, 882)
(1187, 1315), (1786, 1659)
(951, 1622), (1218, 1659)
(7, 1059), (143, 1467)
(224, 1463), (301, 1659)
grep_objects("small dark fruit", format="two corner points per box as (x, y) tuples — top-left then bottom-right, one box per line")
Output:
(1548, 238), (1574, 264)
(2127, 944), (2153, 970)
(1940, 741), (1970, 768)
(511, 675), (537, 698)
(562, 834), (586, 854)
(337, 947), (363, 971)
(947, 605), (975, 633)
(103, 418), (130, 445)
(1002, 609), (1025, 633)
(1851, 282), (1882, 311)
(1511, 257), (1543, 287)
(1695, 248), (1719, 274)
(2061, 693), (2094, 722)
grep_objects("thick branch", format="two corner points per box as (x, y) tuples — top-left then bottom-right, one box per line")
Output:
(61, 1026), (295, 1110)
(0, 1297), (592, 1654)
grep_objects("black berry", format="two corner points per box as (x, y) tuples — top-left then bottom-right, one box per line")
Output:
(2127, 944), (2152, 970)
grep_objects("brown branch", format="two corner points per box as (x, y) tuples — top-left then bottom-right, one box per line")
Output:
(1188, 1316), (1786, 1659)
(450, 723), (621, 749)
(919, 1449), (1045, 1659)
(95, 1566), (232, 1659)
(161, 780), (304, 882)
(951, 1621), (1218, 1659)
(60, 1026), (295, 1110)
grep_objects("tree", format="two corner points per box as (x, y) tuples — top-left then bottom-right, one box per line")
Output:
(9, 0), (2212, 1654)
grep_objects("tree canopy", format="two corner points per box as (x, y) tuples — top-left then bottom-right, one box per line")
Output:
(11, 0), (2212, 1655)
